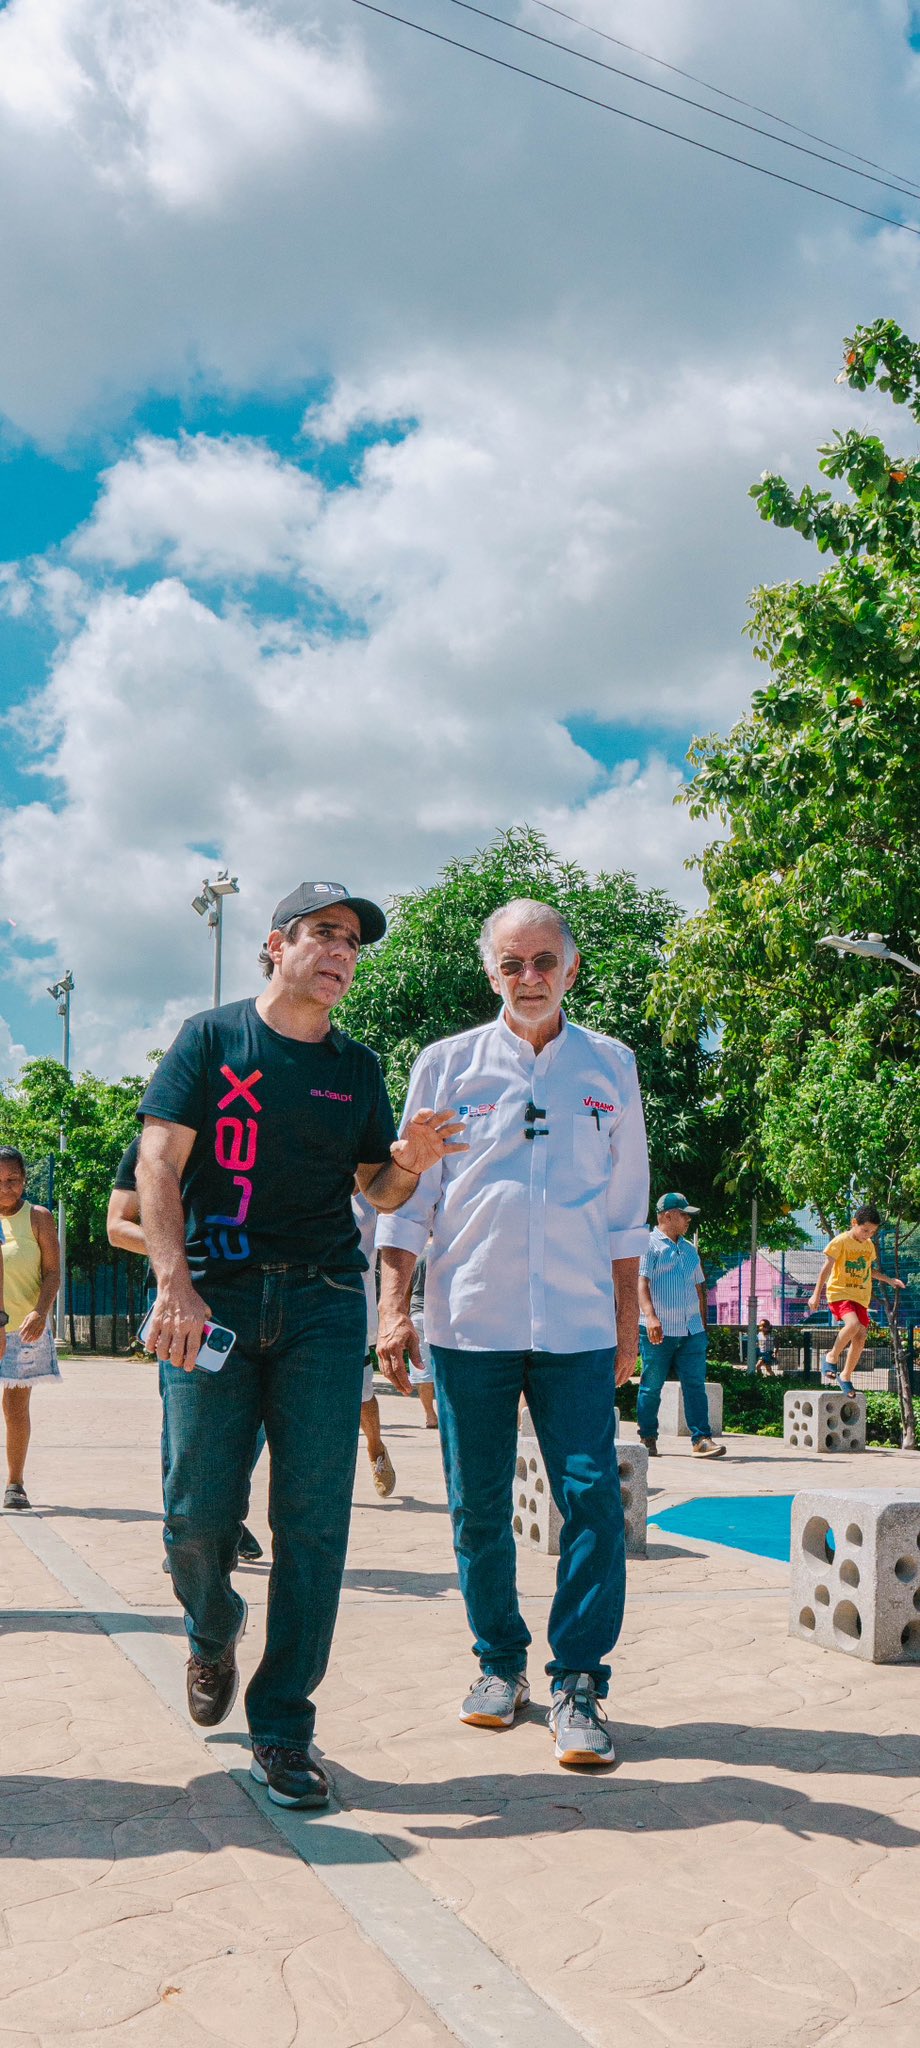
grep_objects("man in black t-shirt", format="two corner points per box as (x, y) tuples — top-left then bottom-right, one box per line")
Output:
(137, 881), (464, 1810)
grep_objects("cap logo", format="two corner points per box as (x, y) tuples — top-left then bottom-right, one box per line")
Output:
(312, 882), (342, 894)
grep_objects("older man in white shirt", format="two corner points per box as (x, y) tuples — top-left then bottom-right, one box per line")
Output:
(376, 899), (649, 1769)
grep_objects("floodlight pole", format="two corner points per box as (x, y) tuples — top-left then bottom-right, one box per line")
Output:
(47, 971), (74, 1345)
(818, 932), (920, 977)
(191, 872), (240, 1009)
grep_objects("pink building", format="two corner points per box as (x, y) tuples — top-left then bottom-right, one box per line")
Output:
(708, 1252), (818, 1327)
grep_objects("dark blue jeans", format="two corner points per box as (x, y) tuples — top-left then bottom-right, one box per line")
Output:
(637, 1330), (711, 1442)
(431, 1345), (624, 1696)
(160, 1264), (366, 1748)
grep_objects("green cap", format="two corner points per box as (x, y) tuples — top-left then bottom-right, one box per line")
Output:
(656, 1192), (699, 1214)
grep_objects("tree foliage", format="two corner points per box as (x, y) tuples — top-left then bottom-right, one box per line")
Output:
(654, 317), (920, 1438)
(0, 1059), (144, 1345)
(339, 825), (729, 1221)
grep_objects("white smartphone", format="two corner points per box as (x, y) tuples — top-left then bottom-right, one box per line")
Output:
(137, 1305), (237, 1373)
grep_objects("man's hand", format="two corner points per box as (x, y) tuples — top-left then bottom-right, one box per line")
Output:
(18, 1310), (47, 1346)
(146, 1282), (212, 1374)
(645, 1316), (664, 1346)
(885, 1276), (907, 1291)
(391, 1109), (468, 1179)
(375, 1311), (419, 1395)
(615, 1346), (638, 1387)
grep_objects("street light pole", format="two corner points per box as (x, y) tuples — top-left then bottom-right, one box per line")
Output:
(818, 931), (920, 977)
(47, 971), (74, 1346)
(746, 1194), (759, 1374)
(191, 871), (240, 1009)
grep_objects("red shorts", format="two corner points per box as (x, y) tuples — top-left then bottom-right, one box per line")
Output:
(829, 1300), (870, 1329)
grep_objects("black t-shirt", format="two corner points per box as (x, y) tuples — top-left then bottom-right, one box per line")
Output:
(138, 998), (397, 1285)
(114, 1135), (140, 1191)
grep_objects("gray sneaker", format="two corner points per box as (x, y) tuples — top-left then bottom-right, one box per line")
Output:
(459, 1672), (529, 1728)
(548, 1674), (615, 1767)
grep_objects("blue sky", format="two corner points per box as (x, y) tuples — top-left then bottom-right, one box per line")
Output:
(0, 0), (917, 1076)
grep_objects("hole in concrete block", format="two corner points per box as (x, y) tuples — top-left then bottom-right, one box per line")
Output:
(515, 1457), (527, 1479)
(839, 1560), (860, 1589)
(803, 1433), (814, 1447)
(799, 1523), (835, 1564)
(620, 1488), (632, 1511)
(899, 1622), (920, 1657)
(833, 1600), (862, 1642)
(913, 1588), (920, 1612)
(534, 1476), (544, 1493)
(801, 1401), (813, 1417)
(815, 1584), (830, 1605)
(799, 1606), (816, 1630)
(529, 1523), (540, 1542)
(894, 1556), (917, 1584)
(528, 1497), (537, 1515)
(513, 1514), (523, 1534)
(840, 1401), (859, 1422)
(824, 1433), (841, 1449)
(846, 1523), (863, 1546)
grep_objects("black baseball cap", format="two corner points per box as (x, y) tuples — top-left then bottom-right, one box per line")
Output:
(269, 881), (387, 945)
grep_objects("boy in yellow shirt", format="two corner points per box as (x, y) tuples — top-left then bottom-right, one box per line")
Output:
(808, 1204), (905, 1388)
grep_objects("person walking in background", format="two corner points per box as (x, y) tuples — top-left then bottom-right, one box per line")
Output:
(137, 880), (462, 1811)
(352, 1187), (397, 1497)
(637, 1192), (725, 1459)
(755, 1318), (777, 1377)
(108, 1136), (264, 1563)
(408, 1253), (439, 1430)
(377, 897), (649, 1770)
(0, 1147), (61, 1511)
(809, 1204), (905, 1389)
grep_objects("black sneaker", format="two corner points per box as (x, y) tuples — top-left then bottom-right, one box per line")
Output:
(236, 1524), (263, 1562)
(186, 1600), (247, 1727)
(250, 1743), (330, 1809)
(3, 1483), (31, 1511)
(638, 1437), (658, 1458)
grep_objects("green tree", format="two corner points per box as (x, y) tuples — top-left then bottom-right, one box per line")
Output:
(339, 825), (729, 1223)
(760, 992), (920, 1446)
(0, 1059), (144, 1348)
(655, 318), (920, 1437)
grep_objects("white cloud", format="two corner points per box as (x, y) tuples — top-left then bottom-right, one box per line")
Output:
(0, 1016), (28, 1083)
(74, 432), (323, 578)
(537, 756), (711, 909)
(0, 0), (375, 207)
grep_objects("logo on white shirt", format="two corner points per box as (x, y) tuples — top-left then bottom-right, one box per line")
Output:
(584, 1095), (617, 1113)
(456, 1103), (497, 1118)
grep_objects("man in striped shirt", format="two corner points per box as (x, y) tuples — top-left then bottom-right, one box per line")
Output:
(637, 1193), (725, 1458)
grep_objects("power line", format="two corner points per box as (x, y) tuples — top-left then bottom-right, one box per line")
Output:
(349, 0), (920, 239)
(528, 0), (920, 198)
(434, 0), (920, 206)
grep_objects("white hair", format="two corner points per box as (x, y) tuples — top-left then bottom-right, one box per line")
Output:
(478, 899), (578, 974)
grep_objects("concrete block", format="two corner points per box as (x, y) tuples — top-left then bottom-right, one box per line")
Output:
(617, 1441), (649, 1558)
(784, 1388), (866, 1454)
(789, 1489), (920, 1662)
(658, 1381), (723, 1438)
(514, 1414), (636, 1556)
(514, 1427), (561, 1554)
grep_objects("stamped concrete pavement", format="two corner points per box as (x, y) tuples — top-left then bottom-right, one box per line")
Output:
(2, 1356), (920, 2047)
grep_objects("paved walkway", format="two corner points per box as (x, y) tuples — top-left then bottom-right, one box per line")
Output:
(2, 1359), (920, 2047)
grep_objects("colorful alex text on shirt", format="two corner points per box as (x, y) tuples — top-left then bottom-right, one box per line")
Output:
(204, 1062), (265, 1263)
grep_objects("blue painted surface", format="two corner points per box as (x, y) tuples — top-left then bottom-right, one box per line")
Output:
(649, 1493), (795, 1562)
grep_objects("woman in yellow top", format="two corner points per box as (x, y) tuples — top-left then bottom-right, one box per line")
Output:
(0, 1147), (61, 1510)
(808, 1202), (905, 1390)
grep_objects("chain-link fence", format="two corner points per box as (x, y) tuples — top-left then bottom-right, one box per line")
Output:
(705, 1222), (920, 1394)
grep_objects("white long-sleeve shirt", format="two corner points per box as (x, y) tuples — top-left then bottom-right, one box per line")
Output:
(376, 1011), (649, 1353)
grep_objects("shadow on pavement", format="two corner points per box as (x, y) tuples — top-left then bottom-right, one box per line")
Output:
(342, 1566), (458, 1597)
(0, 1609), (186, 1635)
(29, 1504), (165, 1523)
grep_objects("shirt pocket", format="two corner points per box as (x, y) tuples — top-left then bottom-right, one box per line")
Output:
(571, 1110), (612, 1188)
